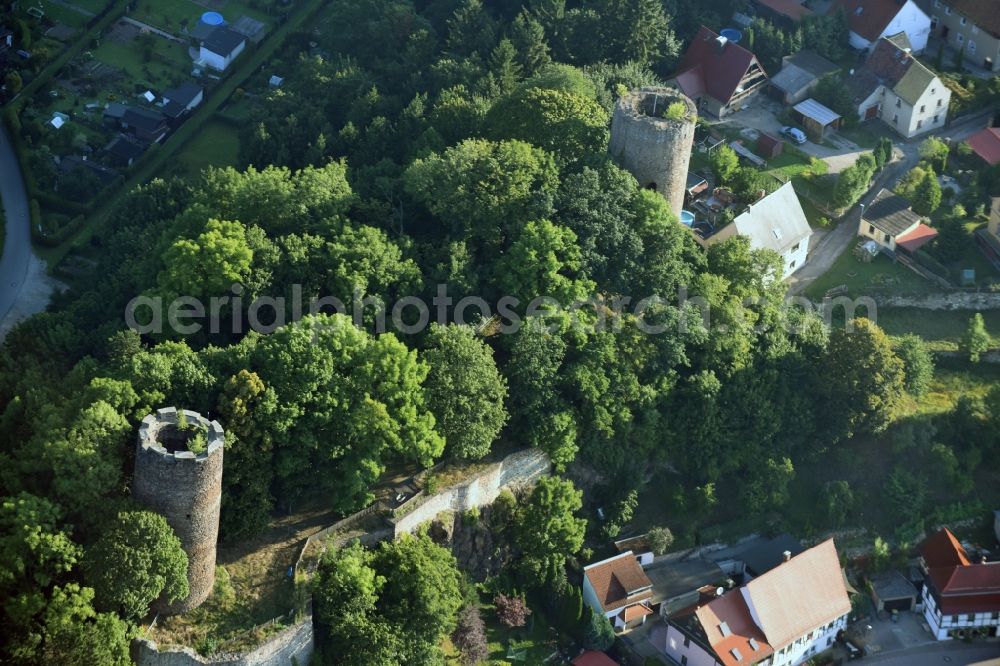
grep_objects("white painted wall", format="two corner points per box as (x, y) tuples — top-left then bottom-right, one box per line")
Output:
(922, 586), (1000, 640)
(849, 0), (931, 53)
(661, 624), (721, 666)
(199, 40), (245, 71)
(782, 236), (810, 277)
(855, 76), (949, 139)
(768, 616), (847, 666)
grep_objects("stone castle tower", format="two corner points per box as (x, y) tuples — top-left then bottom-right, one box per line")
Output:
(608, 87), (697, 219)
(132, 407), (224, 615)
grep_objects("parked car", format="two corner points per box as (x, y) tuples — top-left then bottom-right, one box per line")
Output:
(781, 126), (807, 144)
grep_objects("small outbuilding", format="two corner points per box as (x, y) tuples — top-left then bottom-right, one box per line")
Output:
(792, 98), (842, 141)
(756, 132), (784, 159)
(870, 570), (917, 613)
(770, 50), (840, 105)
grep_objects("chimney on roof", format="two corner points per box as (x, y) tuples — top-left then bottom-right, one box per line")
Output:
(983, 555), (989, 564)
(716, 35), (728, 53)
(783, 550), (792, 562)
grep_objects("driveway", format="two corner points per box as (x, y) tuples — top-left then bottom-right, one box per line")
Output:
(721, 98), (866, 174)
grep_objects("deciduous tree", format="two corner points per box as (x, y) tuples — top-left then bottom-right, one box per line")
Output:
(85, 511), (188, 620)
(423, 324), (508, 460)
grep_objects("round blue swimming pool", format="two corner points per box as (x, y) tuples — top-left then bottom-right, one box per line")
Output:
(720, 28), (742, 43)
(680, 210), (695, 226)
(201, 11), (224, 26)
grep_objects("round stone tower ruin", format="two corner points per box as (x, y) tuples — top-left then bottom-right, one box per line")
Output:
(132, 407), (224, 615)
(608, 87), (697, 220)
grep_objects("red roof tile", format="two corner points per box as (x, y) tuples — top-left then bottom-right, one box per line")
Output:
(695, 590), (774, 666)
(895, 223), (938, 252)
(573, 651), (619, 666)
(674, 26), (767, 106)
(968, 128), (1000, 166)
(833, 0), (909, 43)
(923, 529), (1000, 614)
(584, 552), (654, 612)
(922, 528), (971, 569)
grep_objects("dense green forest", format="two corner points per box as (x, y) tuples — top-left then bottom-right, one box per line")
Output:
(2, 0), (999, 663)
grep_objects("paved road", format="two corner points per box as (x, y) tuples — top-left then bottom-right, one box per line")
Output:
(863, 641), (1000, 665)
(0, 124), (32, 323)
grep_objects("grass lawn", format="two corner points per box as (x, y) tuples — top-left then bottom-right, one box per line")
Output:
(36, 1), (91, 29)
(896, 357), (1000, 417)
(876, 307), (1000, 352)
(480, 601), (561, 664)
(92, 36), (191, 92)
(176, 118), (241, 178)
(129, 0), (274, 33)
(804, 244), (939, 300)
(837, 124), (883, 149)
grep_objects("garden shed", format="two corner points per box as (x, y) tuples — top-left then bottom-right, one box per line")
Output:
(792, 98), (841, 141)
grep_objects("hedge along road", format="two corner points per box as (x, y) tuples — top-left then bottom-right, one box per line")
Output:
(0, 123), (32, 322)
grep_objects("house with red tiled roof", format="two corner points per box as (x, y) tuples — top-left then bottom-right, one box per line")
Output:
(917, 0), (1000, 73)
(919, 528), (1000, 640)
(834, 0), (932, 53)
(669, 26), (769, 118)
(583, 551), (655, 633)
(967, 127), (1000, 166)
(657, 540), (851, 666)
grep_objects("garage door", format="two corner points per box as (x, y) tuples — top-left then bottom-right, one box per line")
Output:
(883, 597), (913, 612)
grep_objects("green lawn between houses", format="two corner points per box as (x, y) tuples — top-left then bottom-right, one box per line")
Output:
(804, 244), (940, 300)
(128, 0), (274, 34)
(175, 118), (241, 178)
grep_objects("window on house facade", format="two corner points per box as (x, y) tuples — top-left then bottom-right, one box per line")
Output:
(896, 98), (902, 107)
(957, 33), (964, 43)
(933, 0), (939, 7)
(917, 119), (923, 129)
(893, 114), (899, 124)
(792, 242), (801, 252)
(789, 260), (796, 269)
(934, 114), (940, 123)
(684, 636), (690, 648)
(938, 98), (943, 107)
(960, 16), (966, 25)
(921, 105), (926, 112)
(884, 233), (891, 243)
(945, 7), (951, 14)
(972, 25), (978, 34)
(969, 40), (977, 54)
(966, 613), (974, 621)
(869, 224), (876, 234)
(681, 657), (688, 666)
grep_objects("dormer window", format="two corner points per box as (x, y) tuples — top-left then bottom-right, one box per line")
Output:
(749, 638), (760, 651)
(731, 647), (743, 662)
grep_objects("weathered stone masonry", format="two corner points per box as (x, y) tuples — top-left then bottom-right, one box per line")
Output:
(609, 87), (697, 220)
(132, 407), (224, 615)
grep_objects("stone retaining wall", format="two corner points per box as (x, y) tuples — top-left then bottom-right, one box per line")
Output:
(872, 292), (1000, 309)
(132, 615), (313, 666)
(391, 448), (551, 538)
